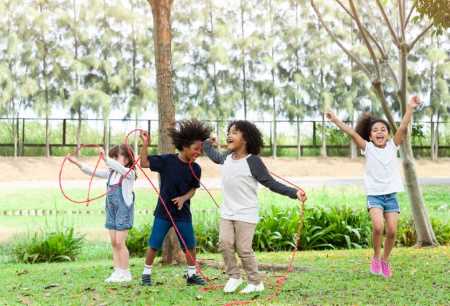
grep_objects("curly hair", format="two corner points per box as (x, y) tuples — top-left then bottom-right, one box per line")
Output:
(168, 119), (212, 151)
(355, 113), (391, 142)
(109, 144), (136, 169)
(228, 120), (264, 155)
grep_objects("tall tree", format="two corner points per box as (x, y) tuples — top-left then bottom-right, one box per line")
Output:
(311, 0), (439, 245)
(29, 0), (64, 157)
(147, 0), (184, 265)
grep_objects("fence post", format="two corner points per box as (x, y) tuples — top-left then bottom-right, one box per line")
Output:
(216, 120), (220, 147)
(62, 119), (66, 145)
(313, 121), (317, 146)
(21, 118), (25, 156)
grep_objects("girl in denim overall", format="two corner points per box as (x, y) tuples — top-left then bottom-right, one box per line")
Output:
(68, 144), (136, 283)
(327, 96), (422, 278)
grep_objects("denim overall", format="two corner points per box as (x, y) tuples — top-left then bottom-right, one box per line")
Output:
(105, 171), (134, 230)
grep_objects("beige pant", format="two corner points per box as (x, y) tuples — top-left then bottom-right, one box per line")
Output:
(219, 218), (260, 284)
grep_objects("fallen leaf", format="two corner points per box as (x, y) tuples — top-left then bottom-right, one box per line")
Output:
(16, 270), (29, 276)
(44, 284), (59, 290)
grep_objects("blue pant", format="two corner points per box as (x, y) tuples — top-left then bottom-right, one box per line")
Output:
(148, 217), (196, 251)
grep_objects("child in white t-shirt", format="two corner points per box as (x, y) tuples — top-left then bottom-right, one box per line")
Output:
(326, 96), (422, 278)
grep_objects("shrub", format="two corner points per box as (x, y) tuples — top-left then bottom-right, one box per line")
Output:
(12, 228), (84, 263)
(194, 210), (220, 253)
(397, 217), (450, 246)
(126, 224), (151, 257)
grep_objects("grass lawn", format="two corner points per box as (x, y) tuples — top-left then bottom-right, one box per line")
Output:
(0, 246), (448, 305)
(1, 185), (449, 236)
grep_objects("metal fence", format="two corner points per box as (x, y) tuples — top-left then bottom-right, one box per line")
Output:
(0, 117), (449, 157)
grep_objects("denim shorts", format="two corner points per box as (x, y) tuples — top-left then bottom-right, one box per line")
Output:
(148, 217), (196, 251)
(367, 193), (400, 213)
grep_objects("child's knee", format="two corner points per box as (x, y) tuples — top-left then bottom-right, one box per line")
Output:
(372, 225), (383, 236)
(385, 228), (396, 240)
(219, 238), (234, 251)
(236, 246), (253, 258)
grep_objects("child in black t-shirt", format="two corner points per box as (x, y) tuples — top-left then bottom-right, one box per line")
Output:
(139, 119), (211, 286)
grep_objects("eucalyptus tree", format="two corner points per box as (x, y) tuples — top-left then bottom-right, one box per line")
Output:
(28, 0), (65, 157)
(277, 0), (314, 159)
(124, 0), (156, 152)
(310, 0), (441, 245)
(0, 1), (37, 157)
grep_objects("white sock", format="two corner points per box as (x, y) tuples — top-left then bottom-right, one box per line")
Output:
(118, 268), (129, 275)
(187, 266), (196, 277)
(143, 264), (152, 275)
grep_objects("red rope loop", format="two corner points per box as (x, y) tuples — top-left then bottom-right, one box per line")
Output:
(59, 130), (307, 304)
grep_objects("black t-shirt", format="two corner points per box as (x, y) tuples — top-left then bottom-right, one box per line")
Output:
(148, 154), (201, 221)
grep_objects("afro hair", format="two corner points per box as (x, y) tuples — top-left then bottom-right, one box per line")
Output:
(168, 119), (212, 151)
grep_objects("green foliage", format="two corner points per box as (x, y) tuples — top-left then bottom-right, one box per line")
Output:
(126, 224), (151, 257)
(11, 228), (84, 264)
(417, 0), (450, 30)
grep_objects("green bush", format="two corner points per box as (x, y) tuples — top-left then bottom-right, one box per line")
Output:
(126, 224), (151, 257)
(397, 217), (450, 246)
(12, 228), (84, 263)
(194, 211), (220, 253)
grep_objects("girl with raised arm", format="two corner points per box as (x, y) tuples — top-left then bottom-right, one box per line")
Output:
(326, 96), (422, 278)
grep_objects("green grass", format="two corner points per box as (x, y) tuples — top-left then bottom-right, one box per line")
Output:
(1, 185), (448, 235)
(0, 246), (448, 305)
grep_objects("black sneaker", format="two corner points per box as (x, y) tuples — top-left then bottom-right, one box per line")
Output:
(186, 274), (206, 286)
(141, 274), (152, 286)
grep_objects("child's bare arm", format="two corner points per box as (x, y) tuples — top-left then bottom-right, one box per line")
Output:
(394, 96), (421, 146)
(139, 131), (150, 168)
(326, 112), (367, 151)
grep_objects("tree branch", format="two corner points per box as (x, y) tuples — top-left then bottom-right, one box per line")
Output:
(348, 0), (381, 80)
(404, 1), (417, 29)
(310, 0), (372, 79)
(375, 0), (400, 47)
(372, 82), (398, 132)
(385, 62), (399, 88)
(409, 22), (433, 51)
(398, 0), (406, 41)
(335, 0), (387, 60)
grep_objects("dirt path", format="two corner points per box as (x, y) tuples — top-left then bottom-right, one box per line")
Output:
(1, 156), (450, 182)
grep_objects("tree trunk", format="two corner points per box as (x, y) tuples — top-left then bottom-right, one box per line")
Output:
(240, 0), (247, 119)
(148, 0), (185, 265)
(320, 113), (327, 157)
(103, 118), (108, 152)
(296, 116), (301, 160)
(430, 119), (436, 160)
(398, 48), (437, 246)
(400, 136), (437, 246)
(45, 114), (50, 157)
(134, 114), (139, 154)
(76, 108), (82, 157)
(12, 117), (18, 158)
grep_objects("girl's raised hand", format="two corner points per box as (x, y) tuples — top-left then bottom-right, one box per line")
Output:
(408, 96), (422, 110)
(297, 190), (307, 203)
(67, 155), (81, 167)
(140, 131), (150, 143)
(325, 111), (337, 123)
(209, 135), (219, 147)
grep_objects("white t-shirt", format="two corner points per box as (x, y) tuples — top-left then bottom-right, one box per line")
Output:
(361, 139), (404, 196)
(220, 154), (260, 224)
